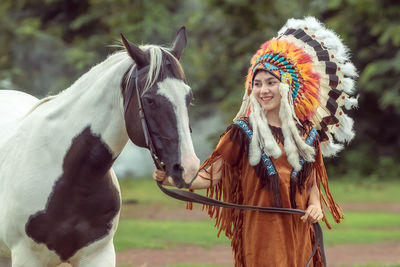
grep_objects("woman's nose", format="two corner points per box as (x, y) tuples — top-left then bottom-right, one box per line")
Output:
(261, 84), (270, 93)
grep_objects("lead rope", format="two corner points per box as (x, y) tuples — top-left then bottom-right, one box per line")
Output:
(156, 181), (326, 267)
(125, 64), (326, 267)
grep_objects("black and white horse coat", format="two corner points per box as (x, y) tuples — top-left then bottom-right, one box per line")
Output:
(0, 29), (199, 267)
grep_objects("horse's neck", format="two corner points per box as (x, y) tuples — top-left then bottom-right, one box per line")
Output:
(43, 53), (131, 157)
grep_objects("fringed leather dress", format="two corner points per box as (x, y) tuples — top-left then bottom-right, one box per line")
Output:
(190, 118), (343, 267)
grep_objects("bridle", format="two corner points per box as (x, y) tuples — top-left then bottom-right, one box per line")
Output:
(123, 62), (326, 267)
(124, 64), (165, 170)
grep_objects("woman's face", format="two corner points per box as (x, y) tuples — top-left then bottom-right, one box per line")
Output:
(252, 71), (281, 115)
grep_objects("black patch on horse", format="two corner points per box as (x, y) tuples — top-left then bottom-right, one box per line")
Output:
(121, 50), (190, 188)
(25, 126), (120, 261)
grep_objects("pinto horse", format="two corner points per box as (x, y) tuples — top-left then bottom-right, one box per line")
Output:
(0, 28), (199, 267)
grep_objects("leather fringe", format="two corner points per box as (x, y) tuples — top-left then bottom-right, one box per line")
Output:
(185, 120), (341, 266)
(314, 140), (344, 229)
(202, 162), (245, 267)
(229, 119), (283, 207)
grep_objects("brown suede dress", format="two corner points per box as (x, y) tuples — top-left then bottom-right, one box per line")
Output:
(190, 119), (343, 267)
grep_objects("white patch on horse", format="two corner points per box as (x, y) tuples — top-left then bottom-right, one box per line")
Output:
(157, 77), (200, 183)
(0, 29), (198, 266)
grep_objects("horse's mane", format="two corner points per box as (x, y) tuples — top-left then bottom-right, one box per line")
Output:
(23, 44), (185, 118)
(122, 45), (186, 94)
(23, 95), (56, 118)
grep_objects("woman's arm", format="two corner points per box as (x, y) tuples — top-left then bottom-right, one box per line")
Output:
(301, 175), (324, 223)
(153, 158), (223, 190)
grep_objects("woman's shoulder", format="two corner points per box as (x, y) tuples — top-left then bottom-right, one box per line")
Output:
(219, 117), (250, 138)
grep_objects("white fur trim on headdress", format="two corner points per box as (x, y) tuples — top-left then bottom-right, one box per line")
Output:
(278, 83), (315, 171)
(248, 94), (282, 165)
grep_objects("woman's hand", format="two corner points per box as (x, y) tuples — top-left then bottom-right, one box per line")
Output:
(301, 204), (323, 224)
(153, 168), (167, 183)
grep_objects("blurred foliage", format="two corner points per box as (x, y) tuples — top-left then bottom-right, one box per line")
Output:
(0, 0), (399, 179)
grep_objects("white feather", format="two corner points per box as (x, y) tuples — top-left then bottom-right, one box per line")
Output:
(342, 62), (358, 78)
(304, 16), (323, 31)
(334, 113), (355, 143)
(342, 77), (356, 94)
(344, 96), (359, 110)
(321, 141), (344, 157)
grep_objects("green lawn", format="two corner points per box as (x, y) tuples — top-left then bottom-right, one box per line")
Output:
(119, 177), (400, 204)
(115, 177), (400, 267)
(328, 179), (400, 203)
(114, 211), (400, 251)
(119, 178), (179, 204)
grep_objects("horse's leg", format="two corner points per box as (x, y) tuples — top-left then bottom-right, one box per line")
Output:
(75, 242), (115, 267)
(0, 257), (11, 267)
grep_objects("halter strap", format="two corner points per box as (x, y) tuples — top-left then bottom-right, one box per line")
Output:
(123, 61), (172, 170)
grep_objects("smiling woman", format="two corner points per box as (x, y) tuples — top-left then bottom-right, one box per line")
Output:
(154, 16), (358, 267)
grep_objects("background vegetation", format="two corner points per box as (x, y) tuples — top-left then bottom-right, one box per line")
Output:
(1, 0), (399, 181)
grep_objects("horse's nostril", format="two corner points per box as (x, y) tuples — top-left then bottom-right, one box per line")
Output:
(173, 164), (183, 172)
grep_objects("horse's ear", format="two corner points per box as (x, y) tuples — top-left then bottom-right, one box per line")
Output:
(121, 34), (148, 68)
(171, 26), (187, 60)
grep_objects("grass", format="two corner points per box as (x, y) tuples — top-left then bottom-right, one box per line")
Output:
(114, 219), (229, 251)
(120, 177), (400, 204)
(119, 178), (179, 204)
(114, 211), (400, 252)
(328, 179), (400, 203)
(114, 177), (400, 267)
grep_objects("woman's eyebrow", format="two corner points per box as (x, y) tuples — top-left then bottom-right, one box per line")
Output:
(254, 77), (277, 82)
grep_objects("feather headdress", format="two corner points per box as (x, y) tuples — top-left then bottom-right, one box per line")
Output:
(235, 16), (357, 164)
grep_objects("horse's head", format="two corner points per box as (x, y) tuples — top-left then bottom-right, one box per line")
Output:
(121, 28), (200, 188)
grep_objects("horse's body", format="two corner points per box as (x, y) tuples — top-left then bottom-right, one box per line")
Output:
(0, 29), (199, 266)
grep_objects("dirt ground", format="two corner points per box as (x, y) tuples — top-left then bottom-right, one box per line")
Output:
(115, 202), (400, 267)
(116, 242), (400, 267)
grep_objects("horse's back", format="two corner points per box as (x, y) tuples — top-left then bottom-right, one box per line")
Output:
(0, 90), (39, 144)
(0, 90), (39, 123)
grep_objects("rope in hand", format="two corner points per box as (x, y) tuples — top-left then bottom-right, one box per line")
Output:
(156, 179), (326, 267)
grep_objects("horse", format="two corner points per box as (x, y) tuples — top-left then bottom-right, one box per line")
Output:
(0, 27), (200, 267)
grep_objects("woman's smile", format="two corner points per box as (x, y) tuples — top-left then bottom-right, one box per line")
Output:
(261, 95), (273, 102)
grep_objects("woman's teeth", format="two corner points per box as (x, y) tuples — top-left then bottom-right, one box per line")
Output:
(262, 96), (273, 101)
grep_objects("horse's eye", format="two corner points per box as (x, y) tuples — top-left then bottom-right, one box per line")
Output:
(145, 98), (156, 107)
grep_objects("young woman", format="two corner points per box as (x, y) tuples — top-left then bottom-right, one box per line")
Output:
(154, 16), (358, 267)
